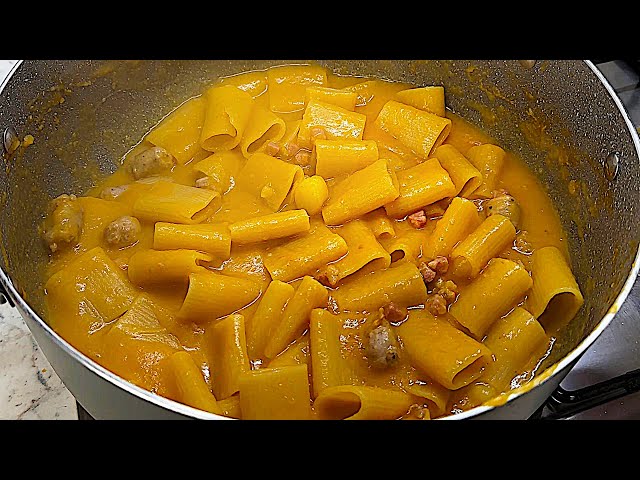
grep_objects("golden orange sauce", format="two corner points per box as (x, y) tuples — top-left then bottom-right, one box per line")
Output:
(42, 68), (567, 418)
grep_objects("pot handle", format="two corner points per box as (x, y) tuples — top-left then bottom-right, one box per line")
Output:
(531, 368), (640, 419)
(0, 282), (15, 307)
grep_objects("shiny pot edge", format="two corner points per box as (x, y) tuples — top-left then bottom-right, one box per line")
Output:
(1, 60), (639, 420)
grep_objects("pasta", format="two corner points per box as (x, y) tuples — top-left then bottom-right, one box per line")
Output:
(314, 140), (379, 179)
(263, 221), (348, 283)
(192, 150), (244, 195)
(298, 101), (367, 149)
(127, 249), (213, 286)
(374, 100), (451, 158)
(397, 310), (492, 390)
(527, 246), (584, 333)
(423, 196), (481, 259)
(246, 280), (295, 360)
(331, 262), (427, 312)
(267, 64), (327, 113)
(229, 209), (310, 245)
(146, 96), (206, 165)
(42, 64), (583, 420)
(102, 294), (181, 396)
(305, 86), (357, 111)
(239, 364), (311, 420)
(384, 158), (456, 218)
(322, 159), (399, 225)
(465, 144), (506, 198)
(396, 86), (446, 117)
(318, 219), (391, 286)
(204, 314), (250, 399)
(433, 144), (483, 197)
(239, 105), (286, 157)
(178, 271), (261, 323)
(450, 214), (517, 279)
(449, 258), (533, 340)
(153, 223), (231, 261)
(267, 334), (309, 368)
(200, 85), (254, 152)
(235, 153), (304, 211)
(309, 309), (354, 397)
(133, 181), (219, 224)
(314, 385), (414, 420)
(263, 276), (328, 359)
(168, 351), (222, 415)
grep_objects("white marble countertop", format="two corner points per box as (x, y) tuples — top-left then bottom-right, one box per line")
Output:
(0, 60), (77, 420)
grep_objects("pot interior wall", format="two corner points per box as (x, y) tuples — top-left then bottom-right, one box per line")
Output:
(1, 60), (638, 370)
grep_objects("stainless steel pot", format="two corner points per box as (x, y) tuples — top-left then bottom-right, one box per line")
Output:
(1, 60), (638, 420)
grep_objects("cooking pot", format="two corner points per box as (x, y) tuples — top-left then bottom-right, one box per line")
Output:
(1, 60), (638, 420)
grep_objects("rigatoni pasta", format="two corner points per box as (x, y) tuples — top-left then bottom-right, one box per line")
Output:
(397, 310), (492, 390)
(449, 258), (533, 340)
(374, 100), (451, 158)
(527, 246), (584, 333)
(384, 158), (456, 218)
(42, 63), (583, 420)
(314, 140), (379, 179)
(200, 85), (254, 151)
(322, 159), (399, 225)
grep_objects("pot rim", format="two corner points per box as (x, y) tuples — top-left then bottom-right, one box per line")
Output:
(1, 60), (639, 420)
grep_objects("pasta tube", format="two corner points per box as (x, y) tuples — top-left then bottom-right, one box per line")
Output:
(146, 96), (206, 164)
(239, 364), (311, 419)
(235, 153), (304, 211)
(331, 261), (427, 312)
(246, 280), (295, 360)
(305, 86), (357, 111)
(239, 105), (286, 157)
(267, 64), (327, 113)
(423, 197), (481, 259)
(153, 223), (231, 261)
(309, 309), (354, 397)
(168, 351), (222, 415)
(133, 181), (219, 224)
(374, 100), (451, 159)
(178, 270), (261, 322)
(298, 101), (367, 149)
(465, 144), (506, 198)
(264, 276), (328, 359)
(397, 309), (492, 390)
(433, 144), (483, 197)
(449, 258), (533, 340)
(384, 158), (456, 218)
(450, 214), (517, 279)
(200, 85), (254, 151)
(204, 314), (250, 399)
(527, 246), (584, 333)
(396, 86), (446, 117)
(319, 219), (391, 286)
(314, 385), (414, 420)
(229, 209), (310, 245)
(263, 221), (348, 282)
(127, 249), (213, 286)
(322, 159), (400, 226)
(314, 140), (379, 179)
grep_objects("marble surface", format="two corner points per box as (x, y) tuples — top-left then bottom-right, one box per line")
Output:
(0, 60), (77, 420)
